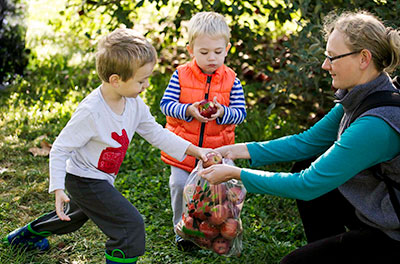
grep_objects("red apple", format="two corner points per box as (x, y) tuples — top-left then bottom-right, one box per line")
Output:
(212, 237), (230, 255)
(195, 237), (212, 249)
(221, 218), (239, 240)
(187, 202), (196, 217)
(198, 99), (218, 118)
(203, 152), (223, 168)
(223, 200), (240, 218)
(209, 204), (229, 226)
(183, 215), (197, 232)
(190, 185), (207, 201)
(227, 186), (245, 204)
(193, 200), (211, 221)
(210, 184), (227, 204)
(199, 221), (219, 239)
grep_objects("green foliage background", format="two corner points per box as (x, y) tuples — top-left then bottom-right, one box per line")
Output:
(1, 0), (400, 263)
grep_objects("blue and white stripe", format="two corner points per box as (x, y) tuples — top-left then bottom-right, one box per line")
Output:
(160, 70), (247, 124)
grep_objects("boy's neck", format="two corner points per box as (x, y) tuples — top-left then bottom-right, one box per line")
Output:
(100, 82), (126, 115)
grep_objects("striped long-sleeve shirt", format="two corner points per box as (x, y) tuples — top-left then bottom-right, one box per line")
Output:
(160, 70), (246, 125)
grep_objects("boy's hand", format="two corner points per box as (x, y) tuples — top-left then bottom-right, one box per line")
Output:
(186, 103), (209, 123)
(55, 189), (71, 221)
(209, 96), (224, 121)
(185, 144), (212, 163)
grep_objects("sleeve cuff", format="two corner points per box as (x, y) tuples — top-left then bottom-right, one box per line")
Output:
(182, 104), (193, 122)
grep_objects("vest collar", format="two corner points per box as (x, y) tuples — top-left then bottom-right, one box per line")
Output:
(334, 72), (393, 113)
(188, 59), (225, 83)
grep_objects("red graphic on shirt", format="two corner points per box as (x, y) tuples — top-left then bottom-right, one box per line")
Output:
(97, 129), (129, 175)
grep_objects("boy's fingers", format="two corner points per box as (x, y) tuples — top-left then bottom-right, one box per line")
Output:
(56, 197), (71, 221)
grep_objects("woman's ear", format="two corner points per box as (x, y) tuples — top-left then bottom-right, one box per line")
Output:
(359, 49), (373, 70)
(109, 74), (121, 88)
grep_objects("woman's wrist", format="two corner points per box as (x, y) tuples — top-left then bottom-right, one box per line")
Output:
(224, 165), (242, 181)
(233, 143), (250, 159)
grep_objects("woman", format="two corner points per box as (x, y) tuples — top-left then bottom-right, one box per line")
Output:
(200, 11), (400, 263)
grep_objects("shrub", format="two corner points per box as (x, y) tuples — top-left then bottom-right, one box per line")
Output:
(0, 0), (29, 87)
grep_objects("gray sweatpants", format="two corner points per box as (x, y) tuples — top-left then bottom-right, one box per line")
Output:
(169, 166), (190, 230)
(31, 174), (145, 258)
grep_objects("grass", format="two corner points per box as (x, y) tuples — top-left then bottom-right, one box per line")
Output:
(0, 2), (307, 261)
(0, 75), (306, 263)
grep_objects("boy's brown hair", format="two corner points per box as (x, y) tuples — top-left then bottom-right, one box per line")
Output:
(96, 28), (157, 82)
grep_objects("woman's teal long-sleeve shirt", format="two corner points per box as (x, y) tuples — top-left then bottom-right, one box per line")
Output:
(241, 104), (400, 201)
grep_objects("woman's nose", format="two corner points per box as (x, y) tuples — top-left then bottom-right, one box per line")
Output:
(321, 58), (331, 70)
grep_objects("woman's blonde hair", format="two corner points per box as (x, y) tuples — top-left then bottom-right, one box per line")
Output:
(187, 11), (231, 49)
(323, 11), (400, 73)
(96, 28), (157, 83)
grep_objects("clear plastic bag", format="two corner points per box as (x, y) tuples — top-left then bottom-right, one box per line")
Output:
(176, 158), (246, 256)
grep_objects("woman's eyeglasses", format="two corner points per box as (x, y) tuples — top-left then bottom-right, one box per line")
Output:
(324, 50), (362, 63)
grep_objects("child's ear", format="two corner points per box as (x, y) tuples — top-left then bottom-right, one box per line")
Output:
(109, 74), (121, 88)
(186, 45), (194, 57)
(225, 43), (232, 54)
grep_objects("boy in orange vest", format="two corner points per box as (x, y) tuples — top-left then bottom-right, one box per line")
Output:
(160, 11), (247, 250)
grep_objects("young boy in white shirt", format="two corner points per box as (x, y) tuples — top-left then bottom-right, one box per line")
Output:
(4, 28), (210, 264)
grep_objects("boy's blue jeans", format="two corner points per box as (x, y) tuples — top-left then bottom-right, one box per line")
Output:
(31, 174), (145, 259)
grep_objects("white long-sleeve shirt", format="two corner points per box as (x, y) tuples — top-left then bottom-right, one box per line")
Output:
(49, 87), (191, 193)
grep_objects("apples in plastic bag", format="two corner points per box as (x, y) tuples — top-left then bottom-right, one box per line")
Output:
(176, 158), (246, 256)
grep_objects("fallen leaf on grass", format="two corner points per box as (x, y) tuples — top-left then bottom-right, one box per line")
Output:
(29, 138), (52, 157)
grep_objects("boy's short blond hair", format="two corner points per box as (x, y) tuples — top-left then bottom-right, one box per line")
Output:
(187, 12), (231, 49)
(96, 28), (157, 83)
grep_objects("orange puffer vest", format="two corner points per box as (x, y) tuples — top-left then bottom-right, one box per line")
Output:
(161, 59), (236, 172)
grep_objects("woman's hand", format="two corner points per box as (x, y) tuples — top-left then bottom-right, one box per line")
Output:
(215, 143), (250, 160)
(199, 164), (242, 185)
(55, 189), (71, 221)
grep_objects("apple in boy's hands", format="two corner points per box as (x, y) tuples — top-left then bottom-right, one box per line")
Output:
(203, 152), (223, 168)
(198, 99), (218, 118)
(209, 204), (229, 226)
(221, 218), (239, 240)
(212, 237), (230, 255)
(199, 221), (219, 239)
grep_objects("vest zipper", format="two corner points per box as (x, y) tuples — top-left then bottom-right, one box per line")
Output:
(198, 75), (212, 147)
